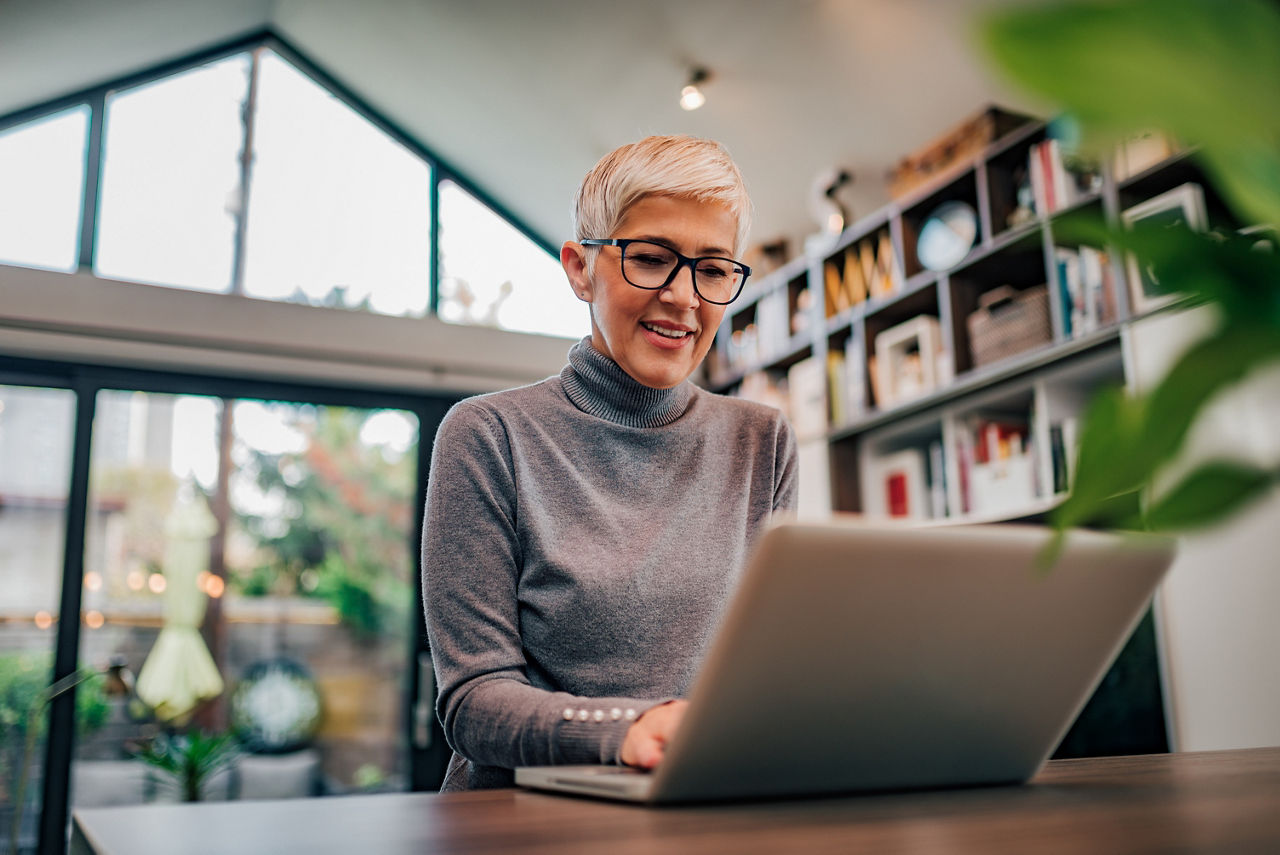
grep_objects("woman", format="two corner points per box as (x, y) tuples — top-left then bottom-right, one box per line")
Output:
(422, 135), (797, 791)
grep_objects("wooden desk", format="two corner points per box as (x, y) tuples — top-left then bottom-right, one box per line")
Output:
(72, 748), (1280, 854)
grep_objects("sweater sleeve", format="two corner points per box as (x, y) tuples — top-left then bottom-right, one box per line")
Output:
(421, 400), (667, 771)
(773, 414), (799, 513)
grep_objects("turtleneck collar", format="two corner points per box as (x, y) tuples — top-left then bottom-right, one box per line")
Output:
(560, 337), (695, 429)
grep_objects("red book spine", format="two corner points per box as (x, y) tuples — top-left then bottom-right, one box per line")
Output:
(887, 471), (909, 517)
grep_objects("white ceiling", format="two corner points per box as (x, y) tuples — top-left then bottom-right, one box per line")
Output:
(0, 0), (1051, 257)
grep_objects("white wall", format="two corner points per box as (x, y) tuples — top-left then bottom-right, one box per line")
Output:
(0, 264), (574, 394)
(1125, 308), (1280, 751)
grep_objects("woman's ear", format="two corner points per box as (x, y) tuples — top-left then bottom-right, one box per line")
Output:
(561, 242), (593, 302)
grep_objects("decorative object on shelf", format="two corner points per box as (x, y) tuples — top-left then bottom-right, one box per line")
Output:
(1120, 182), (1207, 315)
(809, 167), (855, 235)
(887, 106), (1034, 201)
(743, 238), (791, 276)
(791, 288), (812, 335)
(731, 371), (788, 415)
(787, 356), (828, 441)
(229, 658), (323, 754)
(1007, 163), (1037, 229)
(874, 315), (944, 407)
(1111, 130), (1179, 182)
(916, 201), (978, 271)
(967, 285), (1052, 368)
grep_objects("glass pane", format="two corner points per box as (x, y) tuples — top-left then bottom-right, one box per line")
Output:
(242, 51), (432, 317)
(95, 55), (250, 293)
(0, 107), (89, 273)
(438, 180), (587, 339)
(74, 391), (417, 810)
(0, 385), (76, 854)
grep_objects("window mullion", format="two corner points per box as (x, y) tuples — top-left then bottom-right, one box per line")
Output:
(429, 172), (441, 316)
(229, 48), (262, 296)
(77, 92), (106, 271)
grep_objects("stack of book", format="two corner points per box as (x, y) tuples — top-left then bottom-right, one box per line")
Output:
(1054, 245), (1118, 338)
(952, 416), (1037, 516)
(1028, 139), (1102, 216)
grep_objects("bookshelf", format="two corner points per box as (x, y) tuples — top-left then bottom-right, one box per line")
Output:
(708, 117), (1229, 527)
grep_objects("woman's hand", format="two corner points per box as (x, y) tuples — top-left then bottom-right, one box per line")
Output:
(620, 700), (688, 769)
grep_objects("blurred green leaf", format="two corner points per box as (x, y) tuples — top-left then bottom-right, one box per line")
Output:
(1053, 386), (1148, 529)
(1142, 461), (1279, 530)
(1143, 324), (1280, 465)
(982, 0), (1280, 226)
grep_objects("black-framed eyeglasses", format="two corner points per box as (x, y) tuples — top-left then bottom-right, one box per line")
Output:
(581, 239), (751, 305)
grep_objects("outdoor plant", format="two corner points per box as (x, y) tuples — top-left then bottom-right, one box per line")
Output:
(1, 653), (109, 800)
(981, 0), (1280, 551)
(133, 730), (241, 802)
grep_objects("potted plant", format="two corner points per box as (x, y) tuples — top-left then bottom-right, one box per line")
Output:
(133, 730), (241, 802)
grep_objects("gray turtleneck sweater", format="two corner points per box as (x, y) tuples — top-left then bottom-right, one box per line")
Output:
(422, 338), (797, 791)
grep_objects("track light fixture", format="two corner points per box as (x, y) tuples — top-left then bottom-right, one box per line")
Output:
(680, 68), (710, 111)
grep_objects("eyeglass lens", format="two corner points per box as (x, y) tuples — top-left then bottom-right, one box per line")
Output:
(621, 241), (745, 304)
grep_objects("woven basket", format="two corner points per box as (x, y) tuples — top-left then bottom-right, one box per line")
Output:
(967, 285), (1052, 367)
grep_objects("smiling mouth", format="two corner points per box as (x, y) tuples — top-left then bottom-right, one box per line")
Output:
(641, 322), (693, 340)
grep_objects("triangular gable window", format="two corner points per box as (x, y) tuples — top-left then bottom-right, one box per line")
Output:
(1, 36), (587, 340)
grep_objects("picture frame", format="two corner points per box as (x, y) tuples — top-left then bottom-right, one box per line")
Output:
(874, 315), (942, 408)
(1120, 182), (1207, 316)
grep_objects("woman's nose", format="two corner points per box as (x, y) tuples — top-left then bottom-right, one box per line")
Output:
(659, 261), (700, 308)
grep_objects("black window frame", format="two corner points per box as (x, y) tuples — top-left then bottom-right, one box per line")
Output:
(0, 352), (459, 855)
(0, 28), (559, 316)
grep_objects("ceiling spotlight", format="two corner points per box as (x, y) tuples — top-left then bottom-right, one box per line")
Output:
(680, 68), (710, 111)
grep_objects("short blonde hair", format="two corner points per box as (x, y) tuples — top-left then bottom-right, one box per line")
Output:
(572, 135), (753, 255)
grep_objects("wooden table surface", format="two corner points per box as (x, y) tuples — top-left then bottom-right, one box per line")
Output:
(72, 747), (1280, 854)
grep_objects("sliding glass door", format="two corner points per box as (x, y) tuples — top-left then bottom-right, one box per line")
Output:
(0, 385), (77, 854)
(0, 359), (458, 854)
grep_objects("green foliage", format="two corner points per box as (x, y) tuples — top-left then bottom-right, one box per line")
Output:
(982, 0), (1280, 539)
(981, 0), (1280, 228)
(232, 406), (416, 640)
(133, 730), (240, 802)
(1, 654), (111, 798)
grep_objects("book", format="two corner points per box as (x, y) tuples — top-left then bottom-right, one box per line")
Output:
(928, 440), (948, 519)
(843, 245), (868, 306)
(826, 350), (847, 427)
(1054, 247), (1083, 339)
(843, 336), (867, 420)
(876, 231), (902, 298)
(874, 448), (928, 520)
(859, 239), (878, 298)
(824, 260), (845, 316)
(1049, 423), (1069, 494)
(787, 356), (828, 441)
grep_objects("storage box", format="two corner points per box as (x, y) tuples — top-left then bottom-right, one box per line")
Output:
(888, 106), (1035, 201)
(967, 285), (1052, 367)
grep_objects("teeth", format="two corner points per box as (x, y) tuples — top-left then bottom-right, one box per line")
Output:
(643, 322), (690, 339)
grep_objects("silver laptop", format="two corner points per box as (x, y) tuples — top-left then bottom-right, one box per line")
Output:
(515, 519), (1175, 803)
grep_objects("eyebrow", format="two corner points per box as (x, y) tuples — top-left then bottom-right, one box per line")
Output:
(631, 235), (735, 258)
